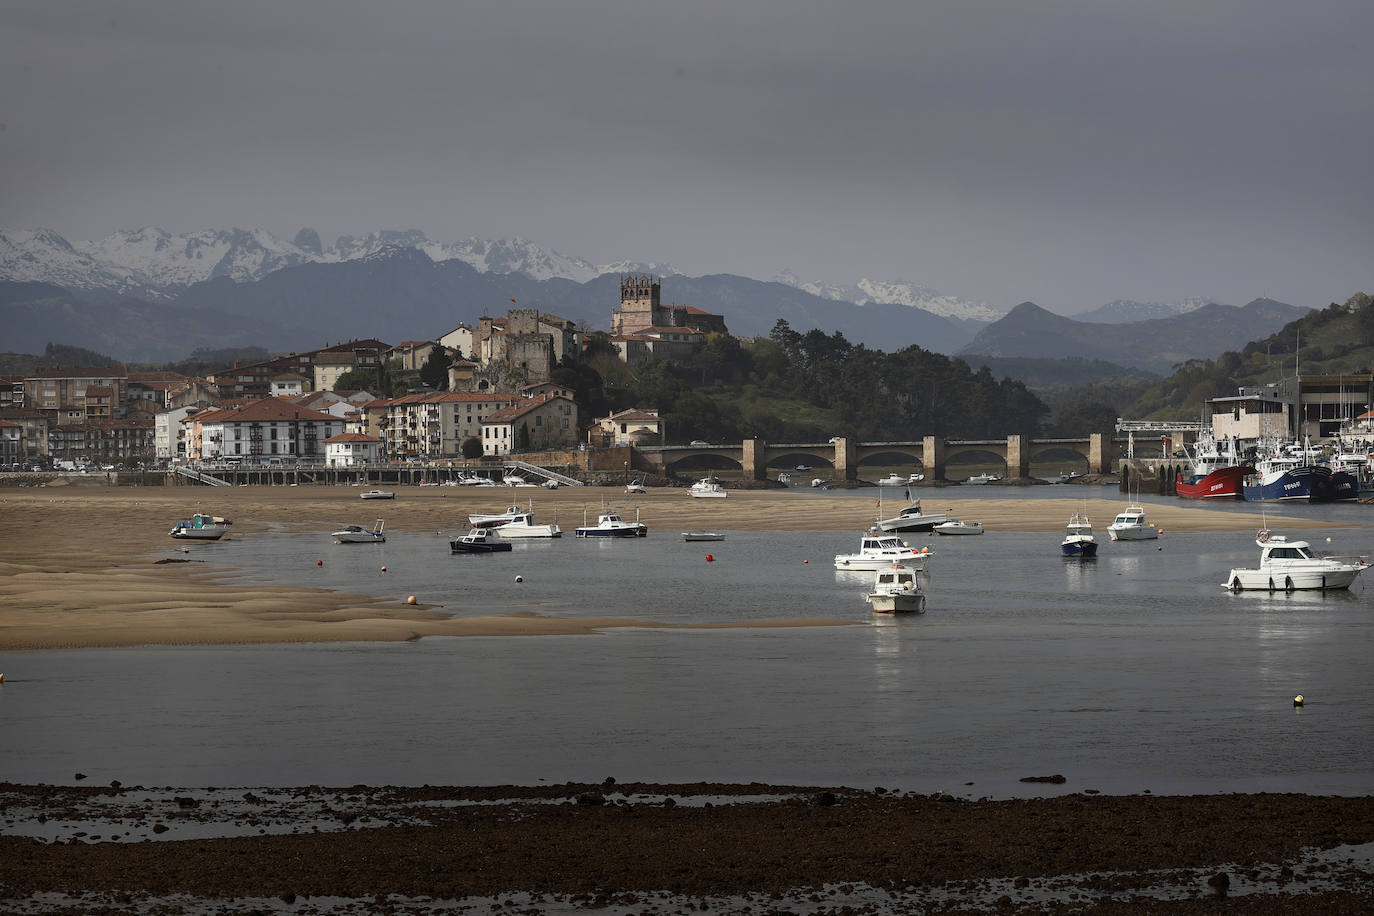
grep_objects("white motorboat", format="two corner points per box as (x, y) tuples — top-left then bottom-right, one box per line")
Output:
(933, 519), (983, 536)
(626, 479), (647, 494)
(503, 473), (538, 487)
(468, 505), (531, 528)
(169, 513), (228, 540)
(682, 531), (725, 542)
(1107, 505), (1158, 541)
(493, 504), (561, 538)
(1224, 531), (1368, 591)
(333, 519), (386, 544)
(876, 474), (907, 487)
(964, 473), (1002, 485)
(575, 509), (648, 538)
(495, 519), (562, 538)
(688, 476), (728, 498)
(908, 473), (925, 484)
(865, 565), (926, 614)
(360, 489), (395, 500)
(876, 500), (947, 533)
(834, 528), (932, 571)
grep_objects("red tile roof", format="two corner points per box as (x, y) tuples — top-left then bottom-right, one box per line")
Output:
(324, 433), (382, 443)
(195, 396), (338, 424)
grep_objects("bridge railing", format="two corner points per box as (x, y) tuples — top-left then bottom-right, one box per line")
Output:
(172, 466), (233, 486)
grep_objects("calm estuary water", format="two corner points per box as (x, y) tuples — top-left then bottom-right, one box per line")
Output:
(3, 488), (1373, 797)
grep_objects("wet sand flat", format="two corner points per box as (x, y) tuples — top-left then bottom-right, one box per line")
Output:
(0, 483), (1342, 650)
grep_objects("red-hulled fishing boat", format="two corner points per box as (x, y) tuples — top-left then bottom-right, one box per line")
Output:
(1176, 433), (1253, 500)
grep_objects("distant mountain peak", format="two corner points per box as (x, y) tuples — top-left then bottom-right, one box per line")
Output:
(961, 297), (1310, 374)
(774, 271), (1002, 322)
(1076, 296), (1215, 324)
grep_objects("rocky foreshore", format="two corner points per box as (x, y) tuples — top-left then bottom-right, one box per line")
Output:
(3, 782), (1374, 912)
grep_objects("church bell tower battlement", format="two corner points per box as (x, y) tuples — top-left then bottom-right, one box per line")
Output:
(613, 275), (663, 335)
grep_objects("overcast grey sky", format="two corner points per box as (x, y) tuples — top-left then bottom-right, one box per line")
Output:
(3, 0), (1371, 314)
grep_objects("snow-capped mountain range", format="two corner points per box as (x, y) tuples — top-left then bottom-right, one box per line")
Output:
(1073, 297), (1216, 323)
(772, 270), (1001, 322)
(0, 226), (684, 301)
(0, 226), (999, 321)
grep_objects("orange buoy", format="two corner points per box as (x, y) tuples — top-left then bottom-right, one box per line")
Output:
(407, 595), (417, 605)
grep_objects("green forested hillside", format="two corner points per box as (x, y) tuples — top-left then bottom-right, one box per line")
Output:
(1128, 292), (1374, 418)
(568, 320), (1050, 444)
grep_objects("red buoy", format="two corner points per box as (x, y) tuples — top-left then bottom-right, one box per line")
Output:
(705, 554), (714, 562)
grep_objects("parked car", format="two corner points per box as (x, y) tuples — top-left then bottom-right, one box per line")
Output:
(688, 440), (711, 447)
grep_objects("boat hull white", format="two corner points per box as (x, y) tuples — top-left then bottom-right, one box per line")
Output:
(169, 527), (225, 540)
(1224, 566), (1364, 591)
(682, 531), (725, 541)
(933, 521), (983, 535)
(494, 523), (562, 538)
(1107, 525), (1158, 541)
(835, 554), (929, 572)
(866, 592), (926, 613)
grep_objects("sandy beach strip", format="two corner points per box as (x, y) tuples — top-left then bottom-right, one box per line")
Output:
(0, 482), (1356, 650)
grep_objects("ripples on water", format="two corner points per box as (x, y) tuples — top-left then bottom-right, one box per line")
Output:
(2, 488), (1373, 796)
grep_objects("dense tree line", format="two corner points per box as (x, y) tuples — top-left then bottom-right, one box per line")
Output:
(569, 320), (1051, 444)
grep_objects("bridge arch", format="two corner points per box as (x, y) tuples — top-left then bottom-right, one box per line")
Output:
(943, 447), (1008, 480)
(852, 448), (924, 469)
(764, 451), (835, 471)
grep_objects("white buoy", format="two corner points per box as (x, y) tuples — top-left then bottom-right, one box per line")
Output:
(1294, 694), (1305, 707)
(407, 595), (417, 605)
(515, 575), (524, 583)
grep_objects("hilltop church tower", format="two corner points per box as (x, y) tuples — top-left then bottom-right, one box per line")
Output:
(612, 275), (665, 336)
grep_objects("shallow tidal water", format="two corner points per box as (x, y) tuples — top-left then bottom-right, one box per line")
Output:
(3, 488), (1373, 798)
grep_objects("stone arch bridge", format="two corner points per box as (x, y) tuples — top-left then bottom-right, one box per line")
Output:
(637, 434), (1117, 481)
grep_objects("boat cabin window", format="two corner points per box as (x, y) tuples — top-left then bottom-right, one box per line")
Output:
(1268, 546), (1314, 560)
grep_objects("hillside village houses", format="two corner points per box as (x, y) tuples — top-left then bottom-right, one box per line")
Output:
(1, 277), (725, 465)
(480, 394), (578, 457)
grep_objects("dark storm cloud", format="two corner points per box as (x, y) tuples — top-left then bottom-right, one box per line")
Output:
(2, 0), (1370, 312)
